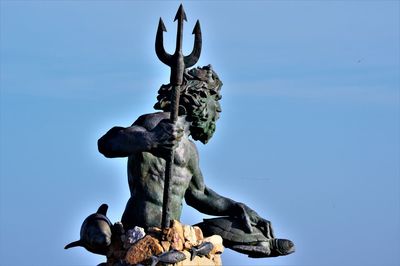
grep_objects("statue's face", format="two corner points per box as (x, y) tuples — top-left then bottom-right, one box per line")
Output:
(154, 65), (223, 144)
(190, 95), (221, 144)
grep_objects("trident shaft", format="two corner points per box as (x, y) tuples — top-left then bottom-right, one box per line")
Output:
(155, 4), (202, 230)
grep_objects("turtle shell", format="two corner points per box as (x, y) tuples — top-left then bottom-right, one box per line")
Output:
(196, 217), (268, 245)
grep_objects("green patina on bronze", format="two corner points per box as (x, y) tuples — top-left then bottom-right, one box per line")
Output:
(154, 65), (222, 144)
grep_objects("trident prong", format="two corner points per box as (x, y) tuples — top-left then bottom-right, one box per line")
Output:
(184, 20), (202, 68)
(155, 4), (202, 230)
(155, 4), (202, 85)
(155, 18), (172, 66)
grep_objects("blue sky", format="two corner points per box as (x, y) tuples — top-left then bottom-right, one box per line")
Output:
(0, 1), (399, 266)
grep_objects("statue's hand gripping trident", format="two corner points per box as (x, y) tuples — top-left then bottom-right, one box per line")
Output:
(155, 4), (202, 229)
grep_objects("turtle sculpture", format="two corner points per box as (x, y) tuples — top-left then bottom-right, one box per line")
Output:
(65, 204), (113, 255)
(196, 217), (295, 258)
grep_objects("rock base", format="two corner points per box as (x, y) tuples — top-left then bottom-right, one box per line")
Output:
(105, 220), (223, 266)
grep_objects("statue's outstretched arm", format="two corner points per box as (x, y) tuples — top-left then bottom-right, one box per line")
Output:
(98, 125), (153, 158)
(98, 113), (182, 158)
(185, 150), (274, 238)
(185, 179), (238, 217)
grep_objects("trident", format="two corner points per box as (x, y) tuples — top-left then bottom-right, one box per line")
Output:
(155, 4), (202, 230)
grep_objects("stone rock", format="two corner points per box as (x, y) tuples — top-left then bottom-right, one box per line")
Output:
(125, 226), (146, 246)
(183, 225), (201, 247)
(125, 235), (163, 265)
(171, 220), (185, 241)
(165, 220), (185, 251)
(161, 240), (171, 252)
(121, 222), (223, 265)
(213, 254), (222, 266)
(147, 227), (162, 239)
(169, 231), (184, 251)
(203, 235), (224, 255)
(193, 226), (203, 241)
(184, 241), (192, 250)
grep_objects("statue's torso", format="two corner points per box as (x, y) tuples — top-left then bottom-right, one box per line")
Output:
(122, 113), (196, 229)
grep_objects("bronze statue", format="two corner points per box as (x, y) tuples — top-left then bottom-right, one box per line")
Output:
(66, 4), (294, 262)
(98, 62), (293, 257)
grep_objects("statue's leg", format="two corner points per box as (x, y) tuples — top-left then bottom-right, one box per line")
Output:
(121, 197), (136, 230)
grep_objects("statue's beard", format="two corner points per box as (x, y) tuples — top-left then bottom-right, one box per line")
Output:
(190, 120), (216, 144)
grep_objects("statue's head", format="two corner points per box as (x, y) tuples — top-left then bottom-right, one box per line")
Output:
(154, 65), (223, 144)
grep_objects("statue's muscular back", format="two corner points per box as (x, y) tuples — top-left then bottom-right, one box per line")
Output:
(121, 112), (197, 229)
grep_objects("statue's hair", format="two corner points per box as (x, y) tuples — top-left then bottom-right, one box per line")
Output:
(154, 65), (223, 142)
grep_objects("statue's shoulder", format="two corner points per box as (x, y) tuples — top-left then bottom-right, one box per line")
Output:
(133, 112), (169, 130)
